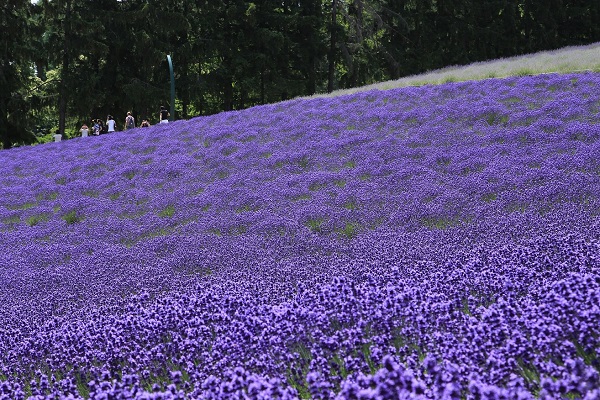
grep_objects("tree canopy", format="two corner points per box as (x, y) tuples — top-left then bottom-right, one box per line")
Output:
(1, 0), (599, 149)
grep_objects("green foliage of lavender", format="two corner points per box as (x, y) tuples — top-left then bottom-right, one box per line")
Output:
(0, 73), (599, 399)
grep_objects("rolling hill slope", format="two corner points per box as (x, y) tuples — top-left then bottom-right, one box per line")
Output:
(0, 72), (599, 398)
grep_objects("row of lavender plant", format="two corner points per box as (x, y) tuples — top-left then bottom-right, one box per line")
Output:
(2, 230), (599, 399)
(0, 72), (599, 398)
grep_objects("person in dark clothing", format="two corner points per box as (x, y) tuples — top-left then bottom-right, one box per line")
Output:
(92, 119), (100, 136)
(99, 119), (106, 134)
(125, 112), (135, 130)
(159, 106), (170, 124)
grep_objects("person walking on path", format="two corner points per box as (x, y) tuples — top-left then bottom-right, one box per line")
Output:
(125, 112), (135, 130)
(106, 115), (116, 133)
(159, 106), (169, 124)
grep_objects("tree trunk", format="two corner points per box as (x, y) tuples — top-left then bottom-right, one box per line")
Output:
(0, 101), (11, 149)
(223, 76), (233, 111)
(327, 0), (337, 93)
(260, 71), (265, 104)
(307, 54), (316, 95)
(0, 59), (12, 149)
(58, 0), (72, 136)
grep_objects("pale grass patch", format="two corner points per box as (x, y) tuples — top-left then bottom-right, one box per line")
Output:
(308, 42), (600, 98)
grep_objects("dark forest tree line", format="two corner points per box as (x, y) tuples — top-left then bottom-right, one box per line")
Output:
(1, 0), (599, 149)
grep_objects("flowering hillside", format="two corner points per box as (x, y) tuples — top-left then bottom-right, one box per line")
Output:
(0, 72), (599, 399)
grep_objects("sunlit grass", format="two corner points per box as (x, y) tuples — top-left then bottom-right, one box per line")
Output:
(310, 42), (600, 98)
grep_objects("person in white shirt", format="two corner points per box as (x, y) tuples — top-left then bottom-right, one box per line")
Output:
(106, 115), (116, 133)
(80, 123), (89, 137)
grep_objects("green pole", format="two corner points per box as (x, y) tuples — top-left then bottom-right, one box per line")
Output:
(167, 54), (175, 121)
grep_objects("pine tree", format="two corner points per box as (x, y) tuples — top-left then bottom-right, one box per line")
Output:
(0, 0), (36, 149)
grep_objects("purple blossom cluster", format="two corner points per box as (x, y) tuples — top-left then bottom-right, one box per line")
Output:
(0, 72), (599, 398)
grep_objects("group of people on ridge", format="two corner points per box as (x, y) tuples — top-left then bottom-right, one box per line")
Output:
(79, 106), (170, 137)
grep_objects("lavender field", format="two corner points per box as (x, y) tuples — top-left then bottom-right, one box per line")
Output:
(1, 72), (599, 399)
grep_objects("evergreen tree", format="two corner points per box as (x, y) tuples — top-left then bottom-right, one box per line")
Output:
(0, 0), (36, 149)
(3, 0), (600, 151)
